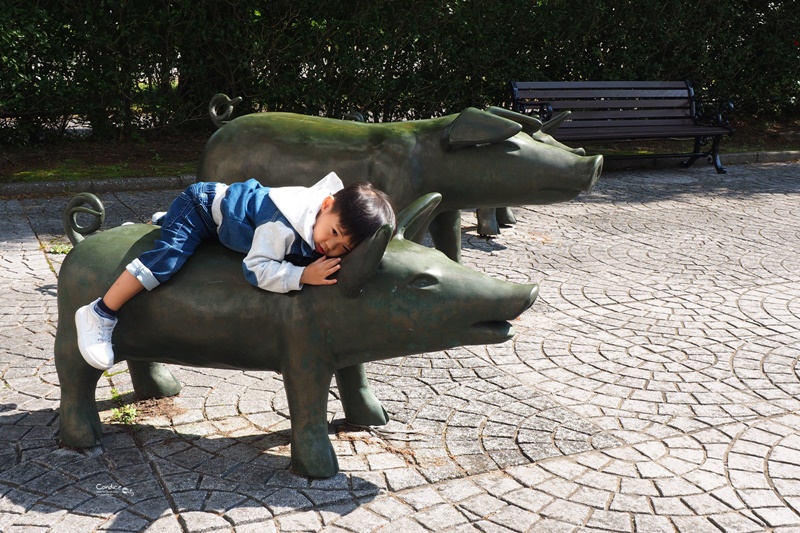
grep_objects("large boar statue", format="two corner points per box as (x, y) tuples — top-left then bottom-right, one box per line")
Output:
(55, 193), (538, 478)
(472, 108), (586, 236)
(198, 102), (602, 262)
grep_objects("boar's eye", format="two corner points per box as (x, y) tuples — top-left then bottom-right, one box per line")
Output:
(409, 274), (438, 289)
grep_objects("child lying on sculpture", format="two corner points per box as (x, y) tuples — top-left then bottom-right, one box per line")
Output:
(74, 172), (395, 370)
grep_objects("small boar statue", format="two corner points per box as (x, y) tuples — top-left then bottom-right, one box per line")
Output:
(55, 193), (538, 478)
(197, 103), (602, 262)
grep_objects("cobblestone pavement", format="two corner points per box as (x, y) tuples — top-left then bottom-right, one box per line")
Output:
(2, 162), (800, 532)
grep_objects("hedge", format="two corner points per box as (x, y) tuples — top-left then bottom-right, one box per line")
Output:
(2, 0), (798, 142)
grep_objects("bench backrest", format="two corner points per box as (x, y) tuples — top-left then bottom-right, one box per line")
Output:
(510, 81), (697, 132)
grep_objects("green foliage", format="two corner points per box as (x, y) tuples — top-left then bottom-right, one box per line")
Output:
(2, 0), (798, 143)
(109, 388), (137, 425)
(110, 404), (137, 425)
(47, 242), (73, 255)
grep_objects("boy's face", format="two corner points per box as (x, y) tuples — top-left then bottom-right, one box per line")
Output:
(313, 196), (354, 257)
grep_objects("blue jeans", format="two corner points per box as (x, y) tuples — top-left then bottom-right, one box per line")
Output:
(126, 182), (219, 290)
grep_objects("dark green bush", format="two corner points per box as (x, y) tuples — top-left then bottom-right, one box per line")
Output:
(2, 0), (798, 143)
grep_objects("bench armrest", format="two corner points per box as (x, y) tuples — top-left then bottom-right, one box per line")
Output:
(692, 98), (734, 129)
(514, 101), (554, 121)
(537, 103), (554, 121)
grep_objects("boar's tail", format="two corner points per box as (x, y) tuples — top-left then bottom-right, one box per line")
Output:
(209, 93), (243, 129)
(63, 193), (105, 245)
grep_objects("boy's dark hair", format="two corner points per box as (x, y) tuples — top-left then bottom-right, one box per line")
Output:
(331, 182), (395, 246)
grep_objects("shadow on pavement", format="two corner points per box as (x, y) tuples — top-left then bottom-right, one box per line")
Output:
(0, 404), (380, 529)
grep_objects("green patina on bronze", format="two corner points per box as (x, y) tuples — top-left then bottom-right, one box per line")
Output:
(197, 107), (603, 262)
(55, 193), (538, 478)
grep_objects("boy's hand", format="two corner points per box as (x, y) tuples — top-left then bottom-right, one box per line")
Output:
(300, 256), (341, 286)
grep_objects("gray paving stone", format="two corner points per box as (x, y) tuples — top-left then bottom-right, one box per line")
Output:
(225, 503), (275, 529)
(97, 510), (152, 531)
(327, 506), (389, 531)
(415, 503), (471, 530)
(180, 510), (235, 532)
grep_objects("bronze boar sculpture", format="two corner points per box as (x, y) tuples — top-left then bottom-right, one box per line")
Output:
(198, 101), (603, 262)
(55, 193), (538, 478)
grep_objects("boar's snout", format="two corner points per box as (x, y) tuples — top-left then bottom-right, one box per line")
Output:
(511, 281), (539, 318)
(525, 283), (539, 311)
(583, 154), (603, 192)
(468, 282), (539, 344)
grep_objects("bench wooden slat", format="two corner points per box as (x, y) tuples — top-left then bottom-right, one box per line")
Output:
(517, 99), (693, 110)
(561, 119), (701, 129)
(515, 89), (690, 100)
(565, 110), (694, 120)
(562, 122), (700, 131)
(518, 89), (686, 102)
(513, 81), (689, 90)
(557, 126), (732, 140)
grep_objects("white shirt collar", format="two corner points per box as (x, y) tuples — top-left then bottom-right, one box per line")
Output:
(268, 172), (345, 246)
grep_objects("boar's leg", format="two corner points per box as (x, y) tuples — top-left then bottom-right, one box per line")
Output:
(282, 354), (339, 478)
(335, 364), (389, 426)
(496, 207), (517, 226)
(55, 324), (104, 448)
(128, 361), (182, 400)
(428, 209), (462, 263)
(476, 208), (500, 237)
(477, 207), (517, 237)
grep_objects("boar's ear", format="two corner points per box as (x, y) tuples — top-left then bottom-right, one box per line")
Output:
(539, 110), (571, 134)
(442, 107), (521, 150)
(337, 224), (393, 298)
(395, 192), (442, 240)
(484, 106), (543, 135)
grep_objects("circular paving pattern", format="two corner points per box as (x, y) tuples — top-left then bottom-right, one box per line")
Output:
(726, 416), (800, 528)
(768, 432), (800, 517)
(733, 335), (800, 402)
(3, 165), (800, 530)
(736, 283), (800, 335)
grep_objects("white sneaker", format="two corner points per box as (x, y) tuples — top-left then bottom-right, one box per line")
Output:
(151, 212), (167, 225)
(75, 298), (117, 370)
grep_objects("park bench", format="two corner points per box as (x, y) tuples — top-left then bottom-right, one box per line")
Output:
(510, 80), (734, 173)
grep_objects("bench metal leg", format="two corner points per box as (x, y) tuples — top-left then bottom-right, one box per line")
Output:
(681, 135), (726, 174)
(681, 137), (704, 169)
(708, 135), (727, 174)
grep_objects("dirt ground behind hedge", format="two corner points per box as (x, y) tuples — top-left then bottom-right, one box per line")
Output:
(2, 120), (799, 183)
